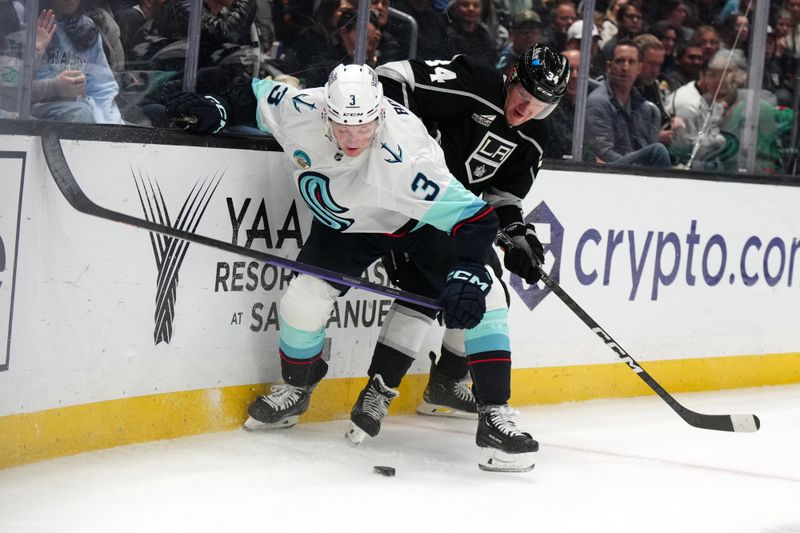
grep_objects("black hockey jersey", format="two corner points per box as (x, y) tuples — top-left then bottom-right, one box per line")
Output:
(376, 55), (547, 228)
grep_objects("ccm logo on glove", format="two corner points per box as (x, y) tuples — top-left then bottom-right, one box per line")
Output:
(448, 269), (490, 291)
(440, 265), (492, 330)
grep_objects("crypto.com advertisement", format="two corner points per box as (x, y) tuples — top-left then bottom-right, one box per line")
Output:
(505, 169), (800, 368)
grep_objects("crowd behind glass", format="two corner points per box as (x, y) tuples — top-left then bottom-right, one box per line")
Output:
(1, 0), (797, 176)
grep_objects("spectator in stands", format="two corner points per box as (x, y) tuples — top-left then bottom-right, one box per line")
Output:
(600, 2), (642, 64)
(723, 86), (794, 175)
(585, 38), (670, 167)
(540, 0), (576, 51)
(481, 0), (508, 50)
(774, 8), (799, 61)
(666, 50), (739, 169)
(763, 24), (794, 107)
(634, 33), (684, 151)
(286, 0), (351, 73)
(291, 8), (380, 87)
(148, 0), (257, 68)
(598, 0), (627, 48)
(564, 19), (604, 79)
(115, 0), (165, 63)
(543, 47), (580, 159)
(370, 0), (403, 64)
(782, 0), (800, 61)
(693, 25), (721, 65)
(718, 13), (750, 56)
(30, 0), (124, 124)
(391, 0), (451, 60)
(772, 8), (799, 100)
(664, 41), (704, 94)
(83, 0), (125, 71)
(271, 0), (314, 49)
(650, 20), (679, 77)
(0, 0), (24, 117)
(496, 10), (542, 74)
(446, 0), (497, 67)
(654, 0), (693, 42)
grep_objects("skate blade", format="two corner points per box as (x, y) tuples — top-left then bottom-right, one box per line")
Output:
(416, 401), (478, 419)
(344, 423), (368, 447)
(242, 415), (299, 431)
(478, 448), (536, 473)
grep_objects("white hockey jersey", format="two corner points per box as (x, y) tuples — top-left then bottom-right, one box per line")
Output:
(252, 78), (489, 236)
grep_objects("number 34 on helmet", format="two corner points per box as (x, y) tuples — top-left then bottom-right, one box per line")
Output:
(506, 43), (571, 119)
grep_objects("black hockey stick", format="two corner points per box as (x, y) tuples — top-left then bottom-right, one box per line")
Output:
(536, 267), (760, 433)
(41, 132), (442, 310)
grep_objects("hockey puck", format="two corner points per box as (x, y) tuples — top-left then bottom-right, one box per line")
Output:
(373, 465), (396, 477)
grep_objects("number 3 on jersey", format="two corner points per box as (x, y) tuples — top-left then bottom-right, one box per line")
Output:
(411, 172), (440, 201)
(425, 60), (457, 84)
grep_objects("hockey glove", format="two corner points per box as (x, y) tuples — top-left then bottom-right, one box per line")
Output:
(499, 222), (545, 284)
(440, 265), (492, 330)
(165, 92), (230, 134)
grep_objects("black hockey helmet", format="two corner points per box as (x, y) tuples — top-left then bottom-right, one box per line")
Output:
(506, 43), (570, 119)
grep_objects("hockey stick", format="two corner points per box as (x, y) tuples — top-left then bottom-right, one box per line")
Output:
(40, 131), (442, 311)
(536, 267), (760, 433)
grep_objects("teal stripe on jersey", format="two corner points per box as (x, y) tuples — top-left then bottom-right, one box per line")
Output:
(464, 308), (510, 355)
(419, 178), (487, 233)
(251, 78), (277, 133)
(278, 314), (325, 359)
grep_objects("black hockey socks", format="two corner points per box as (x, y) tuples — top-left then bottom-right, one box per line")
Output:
(368, 344), (414, 389)
(280, 352), (329, 387)
(435, 345), (469, 381)
(468, 353), (511, 406)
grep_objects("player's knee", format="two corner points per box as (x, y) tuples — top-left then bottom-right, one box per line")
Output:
(279, 274), (339, 330)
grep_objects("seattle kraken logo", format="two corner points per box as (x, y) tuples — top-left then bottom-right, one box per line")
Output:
(297, 172), (353, 230)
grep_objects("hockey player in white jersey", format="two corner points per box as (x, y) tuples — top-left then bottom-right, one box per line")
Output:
(346, 45), (570, 467)
(166, 63), (538, 471)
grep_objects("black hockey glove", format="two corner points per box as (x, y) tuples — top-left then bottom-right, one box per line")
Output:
(165, 92), (230, 134)
(499, 222), (545, 284)
(440, 265), (492, 330)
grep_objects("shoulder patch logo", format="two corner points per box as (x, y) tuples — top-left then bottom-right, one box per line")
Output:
(292, 94), (316, 112)
(471, 113), (496, 127)
(293, 150), (312, 169)
(381, 143), (403, 163)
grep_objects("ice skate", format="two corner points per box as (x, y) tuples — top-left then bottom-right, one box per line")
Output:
(476, 404), (538, 472)
(243, 383), (315, 431)
(345, 374), (399, 447)
(416, 358), (478, 419)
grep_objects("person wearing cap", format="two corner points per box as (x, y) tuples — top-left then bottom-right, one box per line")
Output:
(495, 10), (543, 74)
(564, 19), (604, 79)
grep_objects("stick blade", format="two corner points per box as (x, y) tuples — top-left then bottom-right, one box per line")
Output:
(730, 414), (760, 433)
(683, 410), (761, 433)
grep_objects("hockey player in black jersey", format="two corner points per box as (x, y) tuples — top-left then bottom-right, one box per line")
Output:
(346, 44), (570, 471)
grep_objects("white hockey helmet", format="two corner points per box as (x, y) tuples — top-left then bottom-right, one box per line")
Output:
(323, 63), (384, 125)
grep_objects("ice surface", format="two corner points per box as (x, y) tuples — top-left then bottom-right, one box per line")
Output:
(1, 385), (798, 533)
